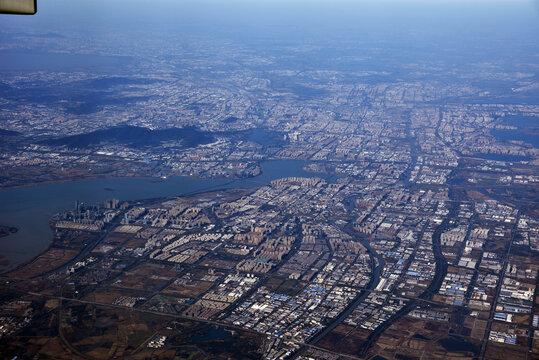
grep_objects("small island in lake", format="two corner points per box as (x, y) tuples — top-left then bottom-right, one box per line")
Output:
(0, 225), (18, 238)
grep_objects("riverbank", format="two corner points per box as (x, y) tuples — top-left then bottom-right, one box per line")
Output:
(0, 160), (326, 273)
(0, 170), (243, 192)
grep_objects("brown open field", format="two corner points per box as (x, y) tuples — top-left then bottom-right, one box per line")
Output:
(130, 262), (181, 278)
(466, 317), (487, 340)
(62, 304), (172, 358)
(90, 232), (133, 254)
(122, 236), (147, 249)
(264, 276), (306, 296)
(365, 313), (484, 359)
(183, 267), (225, 280)
(533, 337), (539, 356)
(484, 342), (528, 360)
(6, 247), (80, 279)
(485, 239), (510, 253)
(54, 230), (95, 248)
(3, 337), (85, 360)
(141, 293), (190, 314)
(111, 262), (180, 292)
(162, 279), (214, 298)
(199, 257), (239, 270)
(102, 232), (133, 246)
(82, 285), (151, 305)
(316, 324), (366, 355)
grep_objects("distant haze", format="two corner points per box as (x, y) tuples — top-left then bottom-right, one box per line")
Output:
(2, 1), (538, 41)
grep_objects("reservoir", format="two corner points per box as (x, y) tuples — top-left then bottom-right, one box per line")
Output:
(491, 129), (539, 148)
(0, 160), (324, 273)
(474, 153), (531, 162)
(491, 115), (539, 148)
(500, 115), (538, 128)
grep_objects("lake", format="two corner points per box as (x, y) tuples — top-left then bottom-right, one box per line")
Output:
(0, 160), (324, 273)
(247, 128), (283, 147)
(492, 115), (539, 148)
(501, 115), (538, 129)
(474, 153), (531, 162)
(492, 128), (538, 148)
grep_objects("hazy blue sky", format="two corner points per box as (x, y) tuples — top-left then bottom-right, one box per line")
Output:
(1, 0), (538, 68)
(2, 0), (538, 36)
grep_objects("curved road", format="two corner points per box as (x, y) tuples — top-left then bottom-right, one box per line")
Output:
(358, 199), (457, 358)
(289, 220), (385, 359)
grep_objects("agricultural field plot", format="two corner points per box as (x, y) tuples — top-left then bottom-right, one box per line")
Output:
(161, 278), (215, 299)
(6, 248), (80, 279)
(82, 286), (151, 307)
(110, 262), (181, 292)
(60, 304), (172, 359)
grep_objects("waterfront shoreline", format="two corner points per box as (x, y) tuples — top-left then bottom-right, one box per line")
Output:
(0, 160), (321, 274)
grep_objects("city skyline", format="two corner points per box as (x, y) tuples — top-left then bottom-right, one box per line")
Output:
(0, 1), (538, 359)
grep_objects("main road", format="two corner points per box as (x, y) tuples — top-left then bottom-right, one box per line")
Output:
(289, 215), (385, 359)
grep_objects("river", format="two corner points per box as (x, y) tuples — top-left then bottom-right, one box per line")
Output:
(0, 160), (323, 273)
